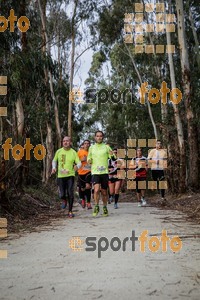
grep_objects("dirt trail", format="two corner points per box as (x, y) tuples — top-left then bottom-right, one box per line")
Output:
(0, 203), (200, 300)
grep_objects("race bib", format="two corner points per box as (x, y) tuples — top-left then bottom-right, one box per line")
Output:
(97, 166), (106, 172)
(60, 169), (69, 174)
(83, 164), (91, 170)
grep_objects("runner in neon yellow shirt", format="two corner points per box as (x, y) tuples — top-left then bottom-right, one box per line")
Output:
(87, 131), (113, 217)
(52, 136), (81, 218)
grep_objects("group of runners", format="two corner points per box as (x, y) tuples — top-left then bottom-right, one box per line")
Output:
(51, 131), (167, 218)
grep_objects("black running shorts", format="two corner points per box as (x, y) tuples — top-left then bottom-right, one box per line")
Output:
(92, 174), (109, 190)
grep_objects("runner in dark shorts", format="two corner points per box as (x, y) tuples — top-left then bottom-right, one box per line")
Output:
(129, 147), (148, 207)
(148, 140), (167, 201)
(87, 131), (113, 217)
(78, 140), (92, 209)
(108, 148), (125, 209)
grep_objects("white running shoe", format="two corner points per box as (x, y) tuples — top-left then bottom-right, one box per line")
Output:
(141, 198), (147, 206)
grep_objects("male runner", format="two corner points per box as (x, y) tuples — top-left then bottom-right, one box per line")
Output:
(87, 131), (113, 217)
(52, 136), (81, 218)
(148, 140), (167, 201)
(129, 147), (148, 206)
(108, 148), (125, 209)
(78, 140), (92, 209)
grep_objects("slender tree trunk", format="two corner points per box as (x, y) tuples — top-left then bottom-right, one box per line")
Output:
(176, 0), (199, 189)
(124, 42), (158, 139)
(68, 0), (78, 138)
(166, 13), (186, 192)
(142, 0), (168, 126)
(0, 117), (6, 203)
(189, 7), (200, 69)
(38, 0), (54, 183)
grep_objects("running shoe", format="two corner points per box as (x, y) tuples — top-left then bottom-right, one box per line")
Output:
(87, 202), (92, 209)
(141, 198), (147, 206)
(77, 198), (82, 205)
(81, 199), (86, 208)
(92, 205), (99, 217)
(108, 196), (113, 204)
(114, 203), (118, 209)
(68, 212), (74, 218)
(138, 201), (142, 207)
(61, 200), (67, 209)
(103, 206), (108, 217)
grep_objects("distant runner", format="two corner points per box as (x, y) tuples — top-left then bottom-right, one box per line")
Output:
(87, 131), (113, 217)
(52, 136), (81, 218)
(108, 148), (125, 209)
(77, 140), (92, 209)
(129, 147), (148, 206)
(148, 140), (167, 201)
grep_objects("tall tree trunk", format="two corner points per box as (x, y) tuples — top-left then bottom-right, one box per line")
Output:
(176, 0), (199, 189)
(14, 0), (28, 187)
(38, 0), (61, 149)
(166, 8), (186, 192)
(68, 0), (78, 138)
(124, 42), (158, 139)
(38, 0), (54, 183)
(189, 7), (200, 69)
(142, 0), (168, 127)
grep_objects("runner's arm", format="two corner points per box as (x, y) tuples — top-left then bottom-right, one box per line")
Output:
(74, 152), (81, 171)
(129, 158), (136, 169)
(147, 149), (156, 167)
(107, 146), (114, 159)
(87, 146), (92, 164)
(51, 152), (58, 174)
(78, 150), (87, 162)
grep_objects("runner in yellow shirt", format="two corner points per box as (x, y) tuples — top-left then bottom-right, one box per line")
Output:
(52, 136), (81, 218)
(87, 131), (113, 217)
